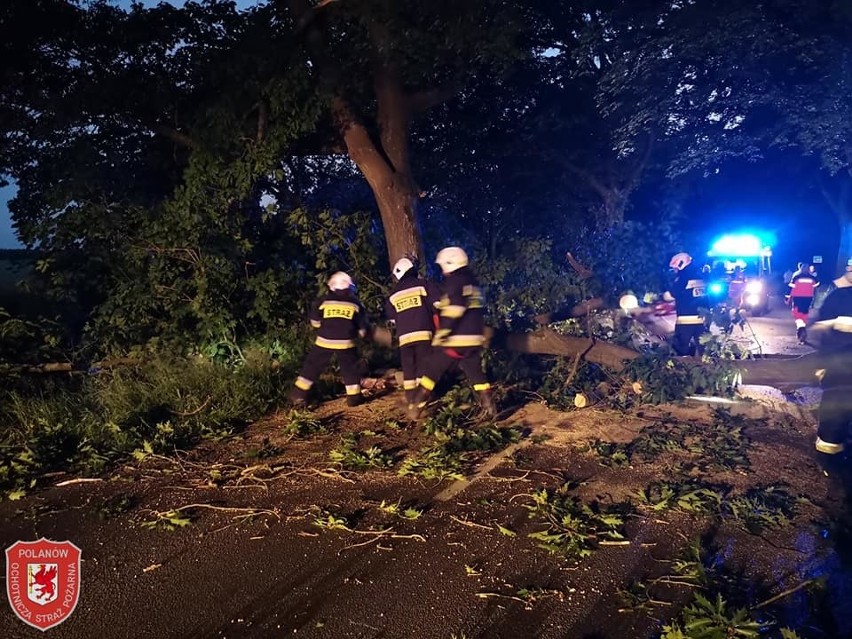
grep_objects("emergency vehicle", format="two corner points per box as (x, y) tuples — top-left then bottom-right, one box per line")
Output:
(705, 234), (773, 316)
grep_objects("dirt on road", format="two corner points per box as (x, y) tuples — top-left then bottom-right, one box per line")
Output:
(1, 391), (850, 639)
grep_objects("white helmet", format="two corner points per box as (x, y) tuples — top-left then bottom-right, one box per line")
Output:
(669, 252), (693, 271)
(327, 271), (354, 291)
(435, 246), (469, 274)
(392, 257), (414, 281)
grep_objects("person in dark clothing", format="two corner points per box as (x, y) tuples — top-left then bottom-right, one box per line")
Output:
(386, 257), (440, 404)
(290, 271), (369, 408)
(811, 262), (852, 461)
(665, 252), (708, 356)
(407, 247), (496, 422)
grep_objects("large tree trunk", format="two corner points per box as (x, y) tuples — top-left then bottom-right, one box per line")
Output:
(373, 177), (422, 266)
(820, 173), (852, 276)
(288, 1), (428, 269)
(331, 96), (424, 268)
(836, 215), (852, 277)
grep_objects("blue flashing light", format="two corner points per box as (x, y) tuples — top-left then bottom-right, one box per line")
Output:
(709, 282), (724, 295)
(707, 233), (773, 258)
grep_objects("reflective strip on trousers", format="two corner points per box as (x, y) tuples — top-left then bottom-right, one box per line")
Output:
(295, 376), (313, 390)
(315, 337), (355, 349)
(399, 330), (433, 346)
(675, 315), (704, 325)
(345, 384), (361, 396)
(816, 437), (845, 455)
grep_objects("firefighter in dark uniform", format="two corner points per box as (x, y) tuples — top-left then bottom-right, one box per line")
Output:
(811, 261), (852, 461)
(407, 247), (497, 421)
(786, 267), (819, 344)
(664, 252), (708, 356)
(386, 257), (440, 404)
(290, 272), (369, 407)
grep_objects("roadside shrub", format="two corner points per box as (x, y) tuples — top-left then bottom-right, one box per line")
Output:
(0, 353), (295, 496)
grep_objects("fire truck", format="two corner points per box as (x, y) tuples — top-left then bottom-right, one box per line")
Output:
(704, 233), (773, 316)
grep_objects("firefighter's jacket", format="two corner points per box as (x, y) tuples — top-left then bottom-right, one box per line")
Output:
(814, 277), (852, 352)
(309, 290), (369, 350)
(435, 266), (486, 348)
(385, 272), (439, 346)
(671, 264), (707, 325)
(789, 271), (819, 298)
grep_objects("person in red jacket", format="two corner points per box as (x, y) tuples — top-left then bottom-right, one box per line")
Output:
(786, 266), (819, 344)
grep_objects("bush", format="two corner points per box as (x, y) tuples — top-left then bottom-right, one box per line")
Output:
(0, 352), (295, 496)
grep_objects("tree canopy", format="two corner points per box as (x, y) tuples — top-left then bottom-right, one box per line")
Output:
(1, 0), (850, 353)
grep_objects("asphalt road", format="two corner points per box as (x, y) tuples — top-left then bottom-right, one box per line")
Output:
(649, 296), (815, 357)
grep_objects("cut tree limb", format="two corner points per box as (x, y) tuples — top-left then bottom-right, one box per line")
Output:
(501, 327), (639, 371)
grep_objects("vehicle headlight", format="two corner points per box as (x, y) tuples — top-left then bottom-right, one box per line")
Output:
(745, 293), (761, 306)
(745, 281), (762, 294)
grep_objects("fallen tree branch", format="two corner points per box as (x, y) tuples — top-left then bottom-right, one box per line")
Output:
(502, 327), (638, 371)
(566, 252), (595, 279)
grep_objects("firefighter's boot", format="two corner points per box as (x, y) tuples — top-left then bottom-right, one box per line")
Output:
(404, 388), (418, 406)
(797, 326), (807, 344)
(476, 389), (498, 421)
(406, 387), (431, 423)
(288, 390), (308, 409)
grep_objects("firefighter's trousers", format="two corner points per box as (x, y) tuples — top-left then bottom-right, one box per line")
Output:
(400, 341), (432, 402)
(292, 345), (362, 404)
(673, 318), (706, 356)
(817, 353), (852, 453)
(419, 347), (490, 394)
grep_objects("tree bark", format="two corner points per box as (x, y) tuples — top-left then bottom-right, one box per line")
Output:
(837, 214), (852, 277)
(496, 327), (639, 371)
(819, 172), (852, 276)
(331, 96), (423, 267)
(287, 0), (427, 268)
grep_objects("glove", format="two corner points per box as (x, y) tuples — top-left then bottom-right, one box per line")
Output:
(432, 328), (452, 346)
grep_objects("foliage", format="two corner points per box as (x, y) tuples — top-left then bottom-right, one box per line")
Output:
(722, 486), (799, 535)
(281, 410), (328, 440)
(569, 219), (684, 302)
(524, 483), (629, 559)
(328, 433), (393, 471)
(623, 347), (741, 404)
(660, 593), (762, 639)
(0, 353), (293, 496)
(635, 481), (724, 514)
(588, 411), (752, 475)
(400, 388), (521, 481)
(0, 307), (64, 368)
(139, 509), (194, 532)
(475, 237), (583, 329)
(537, 343), (741, 414)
